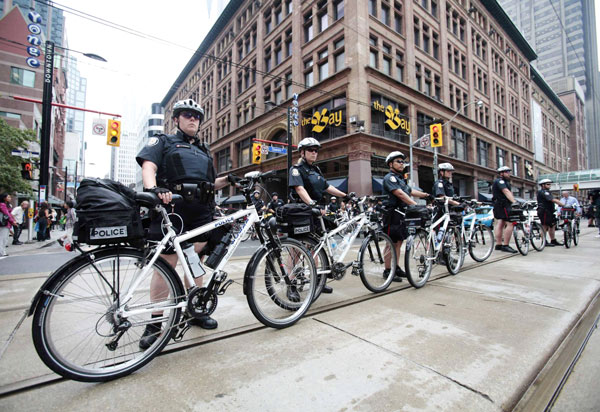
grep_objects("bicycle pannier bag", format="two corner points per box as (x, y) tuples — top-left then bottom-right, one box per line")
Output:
(73, 178), (144, 246)
(404, 205), (432, 228)
(508, 207), (526, 222)
(276, 203), (314, 236)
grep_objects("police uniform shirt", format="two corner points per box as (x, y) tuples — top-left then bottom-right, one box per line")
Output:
(432, 178), (455, 197)
(383, 171), (412, 209)
(289, 159), (329, 202)
(268, 199), (284, 211)
(136, 131), (216, 185)
(253, 198), (265, 210)
(492, 177), (512, 206)
(537, 189), (554, 211)
(328, 202), (340, 213)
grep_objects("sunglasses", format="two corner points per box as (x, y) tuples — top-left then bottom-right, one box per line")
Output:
(305, 148), (319, 153)
(180, 111), (202, 120)
(394, 159), (405, 164)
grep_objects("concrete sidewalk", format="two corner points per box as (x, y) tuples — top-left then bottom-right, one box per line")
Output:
(0, 228), (599, 411)
(4, 228), (68, 257)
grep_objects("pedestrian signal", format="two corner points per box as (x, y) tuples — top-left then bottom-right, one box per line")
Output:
(21, 162), (33, 180)
(430, 123), (442, 147)
(252, 143), (263, 165)
(106, 120), (121, 147)
(573, 183), (579, 192)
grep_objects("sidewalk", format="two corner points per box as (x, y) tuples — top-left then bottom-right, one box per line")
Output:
(5, 228), (68, 256)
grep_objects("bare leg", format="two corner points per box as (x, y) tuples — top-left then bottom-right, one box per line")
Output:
(494, 219), (505, 245)
(502, 222), (513, 245)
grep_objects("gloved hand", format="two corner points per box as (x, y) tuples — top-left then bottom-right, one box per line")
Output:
(425, 194), (434, 202)
(227, 174), (242, 185)
(343, 192), (356, 202)
(511, 201), (521, 208)
(144, 186), (171, 195)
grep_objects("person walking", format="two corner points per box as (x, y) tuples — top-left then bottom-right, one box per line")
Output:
(58, 201), (76, 246)
(10, 200), (29, 245)
(0, 193), (18, 256)
(36, 202), (50, 241)
(492, 166), (518, 253)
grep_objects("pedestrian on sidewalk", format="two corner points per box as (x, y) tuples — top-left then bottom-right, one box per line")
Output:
(10, 200), (29, 245)
(36, 202), (50, 241)
(58, 201), (76, 246)
(0, 193), (18, 256)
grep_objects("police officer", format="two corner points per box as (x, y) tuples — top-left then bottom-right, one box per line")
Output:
(289, 137), (347, 293)
(327, 196), (340, 214)
(537, 179), (565, 246)
(136, 98), (239, 349)
(267, 192), (284, 214)
(252, 190), (266, 213)
(432, 163), (460, 206)
(492, 166), (518, 253)
(383, 151), (432, 281)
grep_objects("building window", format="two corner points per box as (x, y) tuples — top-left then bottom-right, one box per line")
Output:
(451, 127), (468, 161)
(381, 3), (390, 25)
(396, 51), (404, 83)
(334, 0), (344, 20)
(512, 154), (520, 176)
(318, 61), (329, 81)
(334, 37), (345, 72)
(10, 67), (35, 88)
(301, 95), (347, 142)
(304, 58), (314, 87)
(477, 139), (490, 167)
(319, 12), (328, 32)
(304, 12), (313, 43)
(217, 147), (231, 173)
(496, 147), (506, 168)
(238, 137), (252, 167)
(369, 0), (377, 17)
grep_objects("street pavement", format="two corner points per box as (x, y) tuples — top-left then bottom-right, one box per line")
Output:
(0, 228), (599, 411)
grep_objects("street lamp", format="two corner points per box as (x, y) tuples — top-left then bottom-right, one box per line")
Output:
(39, 41), (107, 204)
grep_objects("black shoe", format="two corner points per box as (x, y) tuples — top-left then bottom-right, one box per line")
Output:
(287, 287), (301, 302)
(139, 322), (162, 350)
(495, 245), (503, 251)
(501, 245), (518, 253)
(321, 285), (333, 294)
(12, 241), (23, 245)
(188, 315), (218, 329)
(550, 239), (562, 246)
(393, 266), (404, 282)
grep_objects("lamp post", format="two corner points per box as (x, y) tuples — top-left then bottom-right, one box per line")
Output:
(39, 41), (106, 204)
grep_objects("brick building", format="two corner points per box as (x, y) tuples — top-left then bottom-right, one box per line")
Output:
(162, 0), (575, 200)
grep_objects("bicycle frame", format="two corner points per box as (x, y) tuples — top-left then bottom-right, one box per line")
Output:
(117, 204), (261, 319)
(461, 205), (493, 244)
(313, 207), (368, 264)
(423, 199), (452, 258)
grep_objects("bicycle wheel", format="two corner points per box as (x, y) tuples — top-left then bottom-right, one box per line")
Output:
(444, 226), (465, 275)
(513, 224), (529, 256)
(563, 222), (572, 248)
(573, 220), (579, 246)
(468, 224), (495, 262)
(245, 238), (316, 328)
(240, 226), (253, 242)
(297, 235), (329, 302)
(32, 248), (184, 382)
(530, 222), (546, 251)
(405, 229), (433, 288)
(358, 231), (396, 293)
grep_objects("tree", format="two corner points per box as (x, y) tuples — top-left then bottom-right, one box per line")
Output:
(0, 118), (37, 195)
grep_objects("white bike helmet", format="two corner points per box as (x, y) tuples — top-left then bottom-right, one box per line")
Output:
(386, 151), (406, 165)
(497, 166), (511, 173)
(297, 137), (321, 151)
(438, 162), (455, 171)
(538, 179), (553, 185)
(173, 98), (205, 122)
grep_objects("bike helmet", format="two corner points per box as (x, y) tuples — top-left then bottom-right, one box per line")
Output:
(253, 190), (260, 196)
(271, 192), (278, 196)
(331, 196), (337, 200)
(438, 162), (455, 171)
(172, 98), (205, 122)
(385, 151), (406, 165)
(538, 178), (553, 185)
(297, 137), (321, 151)
(497, 166), (511, 173)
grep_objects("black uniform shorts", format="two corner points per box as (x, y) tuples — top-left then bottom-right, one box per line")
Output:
(384, 208), (408, 243)
(537, 208), (557, 227)
(493, 204), (511, 220)
(149, 199), (213, 254)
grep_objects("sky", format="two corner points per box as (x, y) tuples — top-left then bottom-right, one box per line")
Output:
(57, 0), (227, 178)
(54, 1), (600, 178)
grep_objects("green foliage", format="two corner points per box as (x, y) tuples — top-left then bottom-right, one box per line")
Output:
(0, 118), (38, 195)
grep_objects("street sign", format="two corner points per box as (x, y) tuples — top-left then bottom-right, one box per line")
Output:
(419, 136), (430, 148)
(11, 149), (40, 158)
(268, 146), (287, 154)
(39, 185), (46, 202)
(28, 208), (34, 219)
(92, 118), (106, 136)
(261, 145), (269, 155)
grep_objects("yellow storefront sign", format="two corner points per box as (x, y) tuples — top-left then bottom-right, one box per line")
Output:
(301, 108), (343, 133)
(372, 100), (410, 134)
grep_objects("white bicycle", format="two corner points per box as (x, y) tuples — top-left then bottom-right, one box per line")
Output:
(29, 171), (316, 382)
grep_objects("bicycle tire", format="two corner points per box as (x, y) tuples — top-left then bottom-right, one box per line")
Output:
(405, 229), (433, 288)
(530, 222), (546, 251)
(32, 248), (184, 382)
(358, 231), (396, 293)
(444, 226), (465, 275)
(573, 220), (579, 246)
(245, 238), (316, 329)
(513, 224), (529, 256)
(563, 222), (572, 248)
(296, 235), (329, 302)
(468, 224), (494, 262)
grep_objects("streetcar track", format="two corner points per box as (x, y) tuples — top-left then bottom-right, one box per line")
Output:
(1, 231), (596, 401)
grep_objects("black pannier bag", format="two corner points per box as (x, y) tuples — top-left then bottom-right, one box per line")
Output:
(73, 178), (144, 246)
(276, 203), (314, 236)
(404, 205), (432, 228)
(508, 207), (526, 222)
(449, 205), (464, 225)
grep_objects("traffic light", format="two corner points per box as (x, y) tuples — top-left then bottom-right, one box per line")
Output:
(573, 183), (579, 192)
(252, 143), (263, 164)
(430, 123), (443, 147)
(21, 162), (33, 180)
(106, 119), (121, 147)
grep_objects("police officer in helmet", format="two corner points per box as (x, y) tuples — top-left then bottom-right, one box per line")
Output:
(327, 196), (340, 214)
(289, 137), (348, 293)
(537, 179), (565, 246)
(267, 192), (284, 214)
(432, 163), (460, 206)
(136, 98), (239, 349)
(492, 166), (518, 253)
(383, 151), (432, 280)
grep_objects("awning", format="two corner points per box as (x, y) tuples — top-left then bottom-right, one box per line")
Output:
(372, 177), (383, 193)
(328, 177), (348, 192)
(220, 194), (247, 205)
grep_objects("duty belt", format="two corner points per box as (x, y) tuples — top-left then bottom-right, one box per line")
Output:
(169, 182), (215, 202)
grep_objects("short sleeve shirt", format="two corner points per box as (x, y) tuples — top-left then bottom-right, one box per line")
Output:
(432, 178), (455, 197)
(289, 160), (329, 203)
(492, 177), (512, 206)
(383, 171), (412, 209)
(537, 189), (554, 211)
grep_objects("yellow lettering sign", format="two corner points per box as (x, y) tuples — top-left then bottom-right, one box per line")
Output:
(372, 100), (411, 134)
(301, 108), (344, 133)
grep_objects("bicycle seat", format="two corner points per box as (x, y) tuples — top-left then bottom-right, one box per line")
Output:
(135, 193), (183, 208)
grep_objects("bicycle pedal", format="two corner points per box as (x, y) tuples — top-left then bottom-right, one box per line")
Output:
(217, 279), (234, 295)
